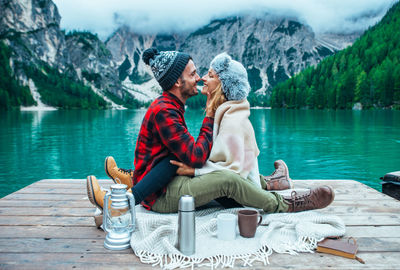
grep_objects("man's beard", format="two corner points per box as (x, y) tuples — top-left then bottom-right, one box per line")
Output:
(180, 79), (198, 99)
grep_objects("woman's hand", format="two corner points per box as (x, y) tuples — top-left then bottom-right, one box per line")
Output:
(204, 91), (215, 118)
(170, 160), (195, 176)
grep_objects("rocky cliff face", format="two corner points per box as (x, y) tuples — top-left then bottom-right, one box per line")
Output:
(106, 14), (359, 100)
(0, 0), (125, 109)
(1, 0), (68, 70)
(1, 0), (360, 108)
(65, 32), (122, 102)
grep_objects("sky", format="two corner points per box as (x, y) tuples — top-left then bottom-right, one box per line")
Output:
(53, 0), (396, 40)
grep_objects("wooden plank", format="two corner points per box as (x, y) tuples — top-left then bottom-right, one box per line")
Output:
(0, 238), (133, 253)
(28, 178), (358, 185)
(0, 237), (399, 254)
(0, 251), (399, 270)
(0, 253), (151, 270)
(31, 178), (382, 196)
(32, 179), (379, 193)
(1, 203), (399, 216)
(0, 216), (93, 226)
(30, 178), (370, 188)
(332, 214), (400, 226)
(3, 190), (393, 202)
(321, 204), (400, 215)
(31, 179), (112, 184)
(19, 179), (392, 203)
(0, 207), (95, 216)
(2, 225), (400, 239)
(15, 187), (84, 194)
(0, 214), (399, 227)
(0, 226), (105, 239)
(346, 225), (400, 238)
(35, 178), (360, 184)
(2, 193), (89, 201)
(17, 184), (386, 197)
(19, 180), (114, 189)
(0, 200), (398, 213)
(293, 179), (372, 187)
(1, 196), (398, 210)
(0, 212), (398, 227)
(0, 200), (94, 208)
(330, 200), (400, 207)
(267, 252), (400, 270)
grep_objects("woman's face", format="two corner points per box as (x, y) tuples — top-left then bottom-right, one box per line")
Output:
(201, 69), (220, 95)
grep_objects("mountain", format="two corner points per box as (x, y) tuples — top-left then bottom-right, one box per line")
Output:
(270, 1), (400, 110)
(105, 16), (359, 105)
(180, 16), (357, 92)
(0, 0), (132, 110)
(0, 0), (369, 110)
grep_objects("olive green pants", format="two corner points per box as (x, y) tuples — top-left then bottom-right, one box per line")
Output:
(151, 170), (289, 213)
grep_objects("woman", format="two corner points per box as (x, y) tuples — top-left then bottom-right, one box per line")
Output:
(88, 53), (333, 214)
(171, 53), (291, 191)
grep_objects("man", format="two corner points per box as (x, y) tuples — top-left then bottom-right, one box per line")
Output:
(87, 47), (215, 210)
(87, 48), (334, 214)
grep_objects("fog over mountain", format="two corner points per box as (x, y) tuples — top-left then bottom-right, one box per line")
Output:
(54, 0), (396, 39)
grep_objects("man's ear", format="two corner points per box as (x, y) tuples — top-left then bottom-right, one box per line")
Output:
(174, 77), (182, 88)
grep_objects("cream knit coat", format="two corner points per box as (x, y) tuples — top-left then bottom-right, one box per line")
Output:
(195, 99), (261, 188)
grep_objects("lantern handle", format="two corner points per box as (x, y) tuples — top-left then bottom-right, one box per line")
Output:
(103, 191), (111, 233)
(126, 192), (136, 232)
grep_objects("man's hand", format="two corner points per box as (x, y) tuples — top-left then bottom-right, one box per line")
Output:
(170, 160), (195, 176)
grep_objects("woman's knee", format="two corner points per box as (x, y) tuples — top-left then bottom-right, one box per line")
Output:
(208, 170), (244, 187)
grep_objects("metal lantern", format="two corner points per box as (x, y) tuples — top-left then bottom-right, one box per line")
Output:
(103, 184), (136, 250)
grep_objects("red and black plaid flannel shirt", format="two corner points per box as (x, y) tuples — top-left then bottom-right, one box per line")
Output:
(133, 91), (214, 210)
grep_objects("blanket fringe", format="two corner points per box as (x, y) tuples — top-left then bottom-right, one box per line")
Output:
(134, 237), (319, 269)
(134, 245), (273, 269)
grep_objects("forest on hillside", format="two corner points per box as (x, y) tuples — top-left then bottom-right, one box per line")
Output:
(270, 2), (400, 110)
(0, 41), (109, 110)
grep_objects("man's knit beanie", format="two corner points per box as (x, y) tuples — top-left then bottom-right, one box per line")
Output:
(210, 52), (250, 101)
(142, 48), (191, 91)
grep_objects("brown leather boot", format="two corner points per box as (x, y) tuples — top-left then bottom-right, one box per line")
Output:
(265, 160), (294, 190)
(87, 176), (132, 226)
(105, 156), (133, 189)
(284, 185), (335, 212)
(86, 175), (107, 210)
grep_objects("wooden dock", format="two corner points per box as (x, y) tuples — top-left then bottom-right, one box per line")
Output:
(0, 179), (399, 269)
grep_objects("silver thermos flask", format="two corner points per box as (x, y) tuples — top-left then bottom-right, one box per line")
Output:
(177, 195), (195, 255)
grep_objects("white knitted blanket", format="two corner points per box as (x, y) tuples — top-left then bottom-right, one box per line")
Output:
(130, 206), (346, 269)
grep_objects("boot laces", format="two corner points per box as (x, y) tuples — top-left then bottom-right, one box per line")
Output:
(118, 168), (133, 175)
(290, 190), (315, 210)
(270, 166), (285, 178)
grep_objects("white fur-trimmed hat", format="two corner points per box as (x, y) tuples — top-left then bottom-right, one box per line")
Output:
(210, 52), (250, 101)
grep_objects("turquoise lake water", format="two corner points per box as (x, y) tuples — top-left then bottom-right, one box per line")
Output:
(0, 109), (399, 198)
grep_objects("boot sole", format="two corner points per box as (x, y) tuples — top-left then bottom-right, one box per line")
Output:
(104, 156), (117, 184)
(86, 176), (103, 210)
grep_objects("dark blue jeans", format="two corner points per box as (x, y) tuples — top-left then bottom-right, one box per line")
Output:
(131, 154), (178, 205)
